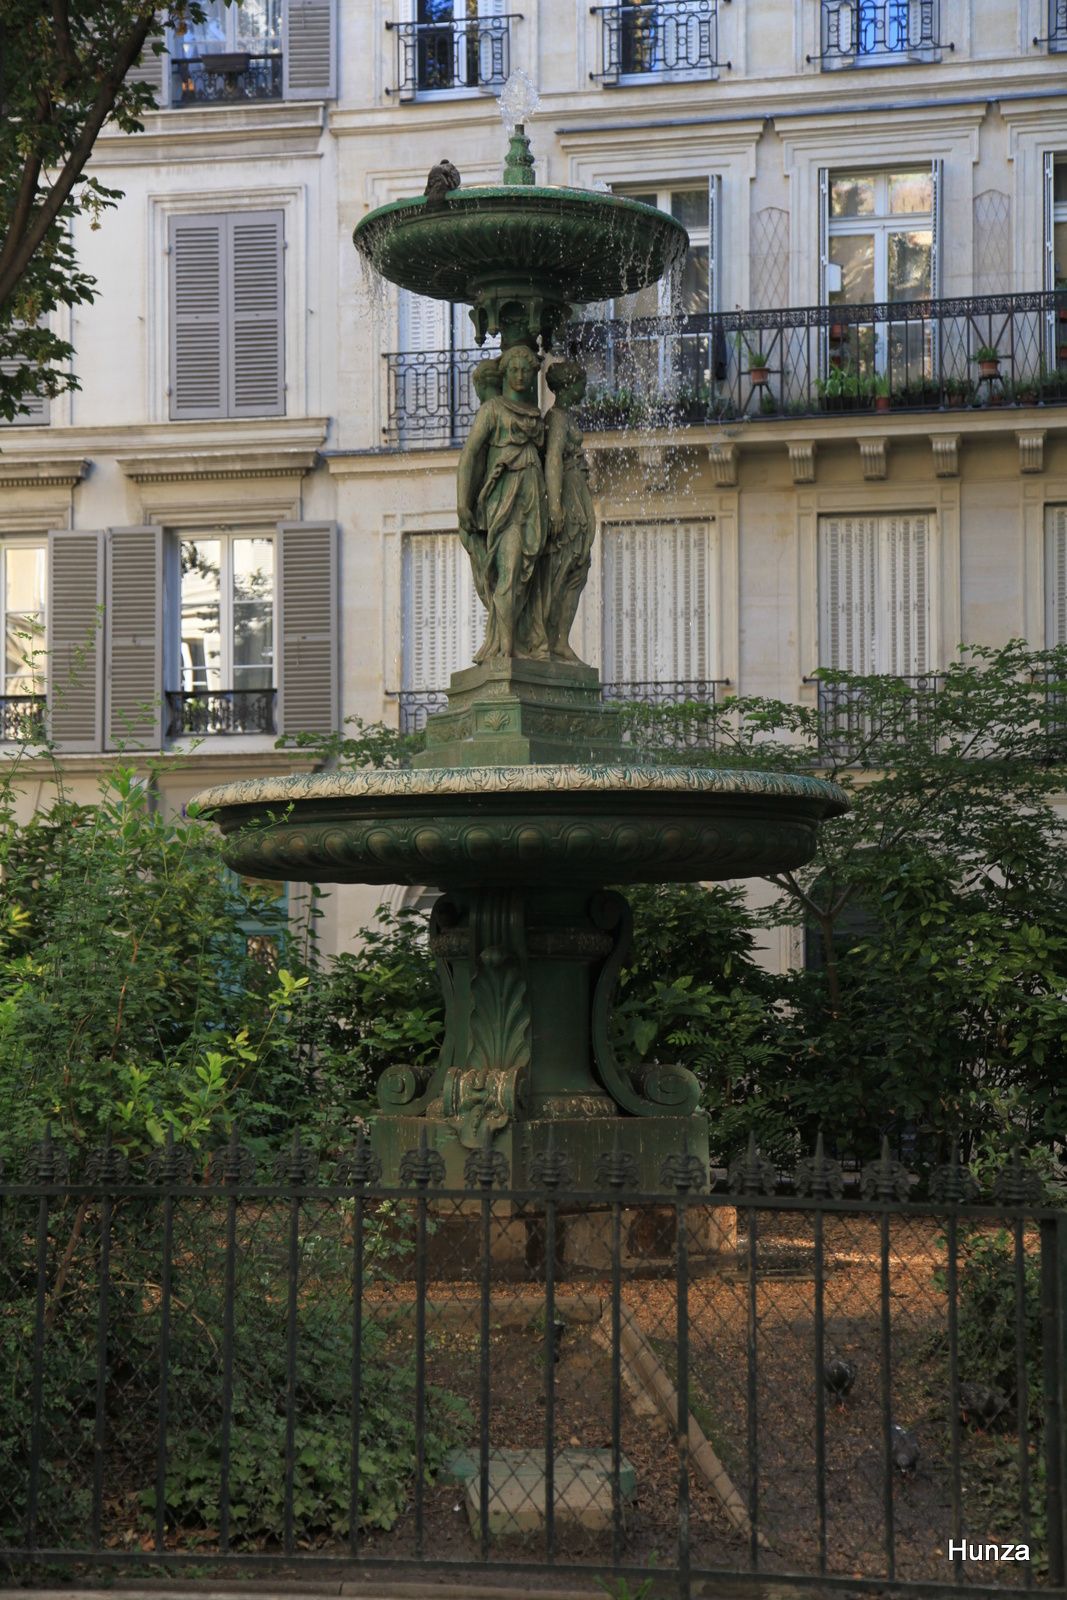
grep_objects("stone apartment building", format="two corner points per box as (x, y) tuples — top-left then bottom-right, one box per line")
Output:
(2, 0), (1067, 961)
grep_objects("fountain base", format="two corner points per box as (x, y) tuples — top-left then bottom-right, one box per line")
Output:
(412, 658), (624, 768)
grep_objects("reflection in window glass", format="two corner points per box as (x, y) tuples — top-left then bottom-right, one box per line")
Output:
(1056, 220), (1067, 286)
(830, 235), (875, 304)
(670, 190), (708, 231)
(888, 231), (932, 301)
(831, 176), (875, 218)
(180, 539), (222, 693)
(3, 545), (46, 694)
(889, 173), (933, 214)
(175, 0), (280, 52)
(233, 537), (274, 691)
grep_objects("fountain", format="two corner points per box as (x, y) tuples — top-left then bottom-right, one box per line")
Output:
(192, 79), (847, 1193)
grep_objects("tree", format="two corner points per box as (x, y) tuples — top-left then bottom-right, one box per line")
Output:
(0, 2), (222, 419)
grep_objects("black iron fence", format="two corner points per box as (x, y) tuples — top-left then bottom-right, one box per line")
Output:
(168, 52), (283, 104)
(813, 0), (946, 65)
(390, 679), (730, 742)
(166, 687), (277, 738)
(384, 293), (1067, 445)
(385, 14), (519, 100)
(0, 693), (46, 743)
(1, 1128), (1064, 1597)
(590, 0), (726, 83)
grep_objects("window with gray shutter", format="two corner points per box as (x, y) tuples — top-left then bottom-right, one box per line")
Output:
(169, 211), (284, 420)
(402, 531), (485, 691)
(0, 324), (52, 426)
(283, 0), (335, 98)
(47, 530), (104, 752)
(1046, 506), (1067, 647)
(601, 521), (715, 685)
(107, 526), (164, 749)
(277, 522), (338, 734)
(818, 513), (931, 674)
(126, 35), (167, 100)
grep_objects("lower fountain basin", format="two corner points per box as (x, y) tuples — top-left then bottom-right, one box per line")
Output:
(192, 765), (848, 889)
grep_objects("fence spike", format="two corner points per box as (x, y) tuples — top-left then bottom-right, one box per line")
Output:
(794, 1130), (844, 1200)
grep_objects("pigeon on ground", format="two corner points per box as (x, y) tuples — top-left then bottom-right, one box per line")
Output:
(823, 1356), (857, 1408)
(959, 1381), (1009, 1431)
(891, 1423), (920, 1478)
(424, 159), (461, 211)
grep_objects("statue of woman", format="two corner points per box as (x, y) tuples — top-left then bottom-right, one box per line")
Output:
(457, 342), (549, 662)
(543, 359), (596, 664)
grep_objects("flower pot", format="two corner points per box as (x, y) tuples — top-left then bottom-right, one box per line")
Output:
(1058, 346), (1067, 364)
(829, 324), (846, 341)
(978, 359), (1000, 378)
(874, 394), (890, 413)
(829, 353), (844, 370)
(1017, 388), (1038, 406)
(1058, 307), (1067, 322)
(987, 392), (1004, 406)
(749, 366), (769, 385)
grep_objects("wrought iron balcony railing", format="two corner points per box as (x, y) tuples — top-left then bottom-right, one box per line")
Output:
(166, 687), (277, 738)
(392, 679), (730, 741)
(1034, 0), (1067, 50)
(590, 0), (727, 83)
(809, 675), (944, 764)
(811, 0), (947, 65)
(169, 52), (283, 104)
(0, 693), (46, 743)
(385, 14), (520, 100)
(384, 292), (1067, 445)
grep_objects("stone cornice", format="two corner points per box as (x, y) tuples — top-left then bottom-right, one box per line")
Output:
(118, 446), (321, 484)
(94, 102), (326, 164)
(0, 456), (90, 490)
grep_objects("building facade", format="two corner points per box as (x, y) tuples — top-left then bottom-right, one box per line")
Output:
(3, 0), (1067, 961)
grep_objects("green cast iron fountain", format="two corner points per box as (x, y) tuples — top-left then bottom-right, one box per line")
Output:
(193, 78), (847, 1189)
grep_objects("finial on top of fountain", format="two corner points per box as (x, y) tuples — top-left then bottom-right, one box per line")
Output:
(498, 70), (540, 187)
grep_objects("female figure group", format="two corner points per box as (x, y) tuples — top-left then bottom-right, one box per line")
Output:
(456, 343), (596, 666)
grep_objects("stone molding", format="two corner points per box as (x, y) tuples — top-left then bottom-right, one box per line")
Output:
(118, 446), (321, 484)
(788, 440), (816, 484)
(858, 436), (888, 481)
(0, 457), (89, 490)
(707, 441), (738, 487)
(1017, 430), (1046, 474)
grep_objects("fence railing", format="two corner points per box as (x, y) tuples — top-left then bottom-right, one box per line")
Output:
(384, 293), (1067, 445)
(166, 687), (277, 738)
(1, 1129), (1064, 1596)
(813, 0), (946, 64)
(0, 693), (46, 743)
(168, 52), (283, 104)
(390, 679), (730, 739)
(385, 14), (519, 100)
(810, 674), (944, 762)
(590, 0), (725, 83)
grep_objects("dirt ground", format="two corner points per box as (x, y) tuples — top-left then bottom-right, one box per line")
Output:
(356, 1211), (1042, 1593)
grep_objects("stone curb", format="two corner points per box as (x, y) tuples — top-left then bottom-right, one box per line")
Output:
(10, 1587), (603, 1600)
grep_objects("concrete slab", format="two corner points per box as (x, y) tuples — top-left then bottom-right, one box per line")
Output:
(453, 1446), (636, 1538)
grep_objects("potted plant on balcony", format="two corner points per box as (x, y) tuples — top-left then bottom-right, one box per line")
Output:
(974, 344), (1001, 379)
(816, 364), (866, 412)
(872, 373), (890, 413)
(745, 344), (770, 385)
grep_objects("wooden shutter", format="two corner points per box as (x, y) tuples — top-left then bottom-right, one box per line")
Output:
(601, 522), (714, 684)
(401, 289), (450, 354)
(126, 33), (166, 100)
(47, 531), (104, 752)
(283, 0), (335, 99)
(230, 212), (285, 417)
(170, 214), (225, 420)
(107, 526), (163, 749)
(819, 516), (877, 674)
(0, 358), (49, 425)
(402, 533), (485, 690)
(885, 514), (929, 676)
(277, 522), (338, 734)
(477, 0), (507, 89)
(1046, 506), (1067, 647)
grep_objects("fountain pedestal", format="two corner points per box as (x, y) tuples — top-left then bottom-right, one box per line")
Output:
(412, 659), (624, 769)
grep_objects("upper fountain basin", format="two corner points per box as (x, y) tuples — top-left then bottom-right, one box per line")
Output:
(352, 186), (689, 305)
(191, 765), (849, 890)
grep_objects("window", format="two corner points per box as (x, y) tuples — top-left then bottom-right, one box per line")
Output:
(1046, 158), (1067, 291)
(1047, 507), (1067, 648)
(390, 1), (510, 99)
(0, 326), (51, 427)
(818, 514), (931, 675)
(401, 532), (485, 699)
(156, 0), (335, 103)
(601, 521), (714, 686)
(585, 183), (718, 405)
(825, 168), (936, 382)
(1, 542), (46, 740)
(173, 535), (276, 735)
(394, 291), (489, 446)
(169, 211), (284, 420)
(816, 0), (942, 67)
(593, 0), (724, 84)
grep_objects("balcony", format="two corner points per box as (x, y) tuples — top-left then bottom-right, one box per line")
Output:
(385, 14), (520, 100)
(0, 694), (46, 744)
(1034, 0), (1067, 50)
(392, 679), (730, 746)
(590, 0), (726, 83)
(811, 0), (947, 66)
(384, 292), (1067, 445)
(169, 53), (283, 104)
(809, 676), (943, 764)
(166, 688), (277, 738)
